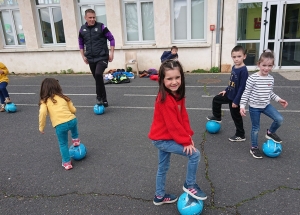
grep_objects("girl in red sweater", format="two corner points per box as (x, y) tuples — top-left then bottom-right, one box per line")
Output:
(149, 60), (207, 206)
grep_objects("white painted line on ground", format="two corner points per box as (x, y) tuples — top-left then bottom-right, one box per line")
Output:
(202, 95), (214, 97)
(9, 93), (36, 94)
(124, 94), (156, 97)
(14, 104), (300, 113)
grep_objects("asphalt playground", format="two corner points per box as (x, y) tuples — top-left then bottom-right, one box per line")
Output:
(0, 72), (299, 215)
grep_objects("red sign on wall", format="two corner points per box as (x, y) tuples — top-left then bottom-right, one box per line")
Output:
(254, 18), (261, 29)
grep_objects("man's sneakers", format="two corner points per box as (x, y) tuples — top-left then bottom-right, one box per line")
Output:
(62, 161), (73, 170)
(183, 182), (207, 200)
(250, 147), (263, 159)
(103, 101), (108, 107)
(206, 116), (222, 123)
(153, 194), (178, 205)
(96, 97), (104, 106)
(265, 129), (282, 143)
(228, 135), (246, 142)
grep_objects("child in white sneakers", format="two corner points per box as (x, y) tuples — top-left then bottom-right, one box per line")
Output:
(0, 62), (12, 112)
(39, 78), (81, 170)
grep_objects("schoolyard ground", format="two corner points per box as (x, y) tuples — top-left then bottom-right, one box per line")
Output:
(0, 72), (299, 215)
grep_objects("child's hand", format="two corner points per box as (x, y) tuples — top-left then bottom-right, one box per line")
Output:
(232, 103), (238, 108)
(240, 108), (246, 117)
(0, 70), (3, 74)
(279, 99), (288, 108)
(183, 145), (196, 155)
(40, 130), (44, 134)
(219, 91), (226, 96)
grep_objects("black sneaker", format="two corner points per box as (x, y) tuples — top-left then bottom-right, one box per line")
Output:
(153, 194), (178, 206)
(206, 116), (222, 123)
(265, 130), (282, 143)
(250, 147), (263, 159)
(96, 97), (103, 105)
(229, 135), (246, 142)
(103, 101), (108, 107)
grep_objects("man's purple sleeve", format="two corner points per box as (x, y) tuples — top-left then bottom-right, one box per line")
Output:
(102, 24), (115, 47)
(78, 28), (84, 50)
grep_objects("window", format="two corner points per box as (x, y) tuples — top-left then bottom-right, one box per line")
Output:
(0, 0), (25, 47)
(77, 0), (107, 26)
(172, 0), (206, 42)
(36, 0), (65, 45)
(122, 0), (154, 44)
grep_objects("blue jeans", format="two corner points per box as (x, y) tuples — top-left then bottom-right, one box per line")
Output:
(0, 82), (9, 104)
(249, 104), (283, 148)
(152, 140), (200, 197)
(55, 118), (79, 163)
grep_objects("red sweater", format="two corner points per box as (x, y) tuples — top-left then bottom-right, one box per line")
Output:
(148, 93), (194, 146)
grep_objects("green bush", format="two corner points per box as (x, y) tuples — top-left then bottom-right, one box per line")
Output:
(126, 66), (132, 72)
(210, 67), (219, 73)
(191, 69), (209, 73)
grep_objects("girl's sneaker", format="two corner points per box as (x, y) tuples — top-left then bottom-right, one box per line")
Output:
(0, 104), (5, 112)
(153, 194), (178, 205)
(72, 138), (81, 146)
(4, 97), (11, 104)
(62, 161), (73, 170)
(183, 182), (207, 200)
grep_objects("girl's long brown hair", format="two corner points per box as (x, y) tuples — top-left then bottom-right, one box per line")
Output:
(39, 78), (70, 105)
(158, 60), (185, 102)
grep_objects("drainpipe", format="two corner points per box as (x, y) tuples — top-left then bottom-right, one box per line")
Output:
(218, 0), (224, 71)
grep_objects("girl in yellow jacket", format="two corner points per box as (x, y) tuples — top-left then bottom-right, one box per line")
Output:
(39, 78), (81, 170)
(0, 62), (12, 112)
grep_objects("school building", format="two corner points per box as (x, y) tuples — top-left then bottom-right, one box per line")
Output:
(0, 0), (300, 73)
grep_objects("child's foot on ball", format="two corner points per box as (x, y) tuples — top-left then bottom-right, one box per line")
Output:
(72, 138), (80, 146)
(62, 161), (73, 170)
(5, 97), (11, 104)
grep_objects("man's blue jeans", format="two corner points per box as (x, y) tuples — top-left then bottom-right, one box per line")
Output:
(249, 104), (283, 148)
(55, 118), (79, 163)
(152, 140), (200, 197)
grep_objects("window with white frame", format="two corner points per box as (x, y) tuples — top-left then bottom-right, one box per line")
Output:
(78, 0), (107, 26)
(0, 0), (25, 46)
(36, 0), (65, 45)
(122, 0), (154, 44)
(172, 0), (206, 42)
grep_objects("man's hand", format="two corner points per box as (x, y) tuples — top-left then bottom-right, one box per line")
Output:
(82, 56), (88, 64)
(240, 108), (246, 117)
(109, 53), (114, 62)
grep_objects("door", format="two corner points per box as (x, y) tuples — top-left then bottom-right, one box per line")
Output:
(261, 1), (300, 69)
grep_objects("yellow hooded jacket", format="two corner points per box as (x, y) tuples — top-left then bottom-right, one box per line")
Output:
(0, 62), (9, 83)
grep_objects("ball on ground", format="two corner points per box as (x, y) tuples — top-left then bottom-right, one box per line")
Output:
(93, 104), (105, 115)
(69, 143), (87, 160)
(206, 120), (221, 134)
(262, 139), (282, 158)
(177, 192), (204, 215)
(5, 103), (17, 113)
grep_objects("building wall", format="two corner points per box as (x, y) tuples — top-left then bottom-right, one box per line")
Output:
(0, 0), (237, 73)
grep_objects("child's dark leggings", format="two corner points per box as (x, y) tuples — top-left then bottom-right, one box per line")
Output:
(212, 93), (245, 137)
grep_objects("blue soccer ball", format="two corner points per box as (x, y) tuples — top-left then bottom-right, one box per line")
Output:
(206, 120), (221, 134)
(69, 143), (87, 160)
(93, 104), (105, 115)
(262, 139), (282, 158)
(5, 103), (17, 113)
(177, 192), (204, 215)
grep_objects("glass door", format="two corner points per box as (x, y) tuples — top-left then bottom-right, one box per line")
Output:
(261, 1), (300, 68)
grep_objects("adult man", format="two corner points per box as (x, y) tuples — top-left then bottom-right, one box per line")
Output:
(78, 9), (115, 107)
